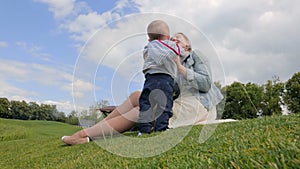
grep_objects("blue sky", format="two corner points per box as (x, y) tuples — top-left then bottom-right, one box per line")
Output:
(1, 0), (299, 114)
(0, 0), (140, 113)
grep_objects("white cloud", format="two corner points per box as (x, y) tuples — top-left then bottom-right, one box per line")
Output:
(0, 41), (8, 47)
(55, 0), (141, 43)
(0, 59), (29, 81)
(30, 63), (72, 86)
(49, 1), (225, 88)
(0, 74), (76, 113)
(0, 58), (73, 88)
(76, 13), (223, 75)
(35, 0), (75, 18)
(0, 58), (73, 108)
(20, 0), (299, 113)
(16, 41), (27, 48)
(0, 80), (37, 101)
(217, 46), (291, 84)
(72, 78), (94, 98)
(43, 100), (74, 114)
(16, 41), (51, 61)
(39, 0), (300, 87)
(131, 0), (300, 84)
(61, 11), (121, 42)
(71, 78), (96, 112)
(0, 57), (99, 113)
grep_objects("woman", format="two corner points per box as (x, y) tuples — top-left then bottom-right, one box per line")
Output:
(62, 32), (223, 145)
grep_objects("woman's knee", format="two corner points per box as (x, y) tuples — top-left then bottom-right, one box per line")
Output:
(129, 91), (141, 106)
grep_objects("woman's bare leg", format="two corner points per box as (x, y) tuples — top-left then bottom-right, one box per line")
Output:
(62, 91), (141, 145)
(105, 91), (141, 120)
(62, 107), (139, 145)
(85, 107), (139, 137)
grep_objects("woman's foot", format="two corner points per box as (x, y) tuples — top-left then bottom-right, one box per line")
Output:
(61, 136), (90, 145)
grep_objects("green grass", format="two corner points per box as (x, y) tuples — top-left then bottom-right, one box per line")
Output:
(0, 114), (299, 169)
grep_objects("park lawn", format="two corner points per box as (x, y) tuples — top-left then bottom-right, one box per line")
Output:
(0, 114), (299, 169)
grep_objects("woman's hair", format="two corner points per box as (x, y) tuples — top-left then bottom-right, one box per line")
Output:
(174, 32), (192, 52)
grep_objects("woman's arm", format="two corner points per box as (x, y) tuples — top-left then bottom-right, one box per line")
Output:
(176, 50), (212, 92)
(175, 55), (187, 77)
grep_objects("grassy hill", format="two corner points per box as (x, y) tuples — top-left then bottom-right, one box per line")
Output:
(0, 114), (299, 169)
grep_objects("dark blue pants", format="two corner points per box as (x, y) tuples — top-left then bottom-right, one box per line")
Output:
(139, 74), (174, 133)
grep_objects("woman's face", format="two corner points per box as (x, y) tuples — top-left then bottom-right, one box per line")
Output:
(171, 34), (190, 51)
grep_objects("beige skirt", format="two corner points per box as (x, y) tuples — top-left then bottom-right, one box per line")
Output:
(168, 95), (211, 128)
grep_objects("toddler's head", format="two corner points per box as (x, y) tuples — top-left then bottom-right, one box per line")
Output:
(147, 20), (170, 41)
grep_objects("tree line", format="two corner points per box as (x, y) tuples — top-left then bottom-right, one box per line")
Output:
(0, 72), (299, 124)
(0, 98), (109, 125)
(218, 72), (300, 119)
(0, 99), (74, 123)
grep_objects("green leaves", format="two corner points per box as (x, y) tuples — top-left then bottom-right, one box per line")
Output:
(223, 82), (264, 119)
(221, 73), (296, 119)
(284, 72), (300, 113)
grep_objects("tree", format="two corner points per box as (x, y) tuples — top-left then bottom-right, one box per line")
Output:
(28, 102), (40, 120)
(284, 72), (300, 113)
(222, 82), (264, 119)
(51, 109), (66, 122)
(0, 98), (66, 122)
(10, 100), (30, 120)
(242, 82), (265, 118)
(93, 99), (110, 120)
(215, 81), (226, 118)
(40, 104), (56, 120)
(222, 82), (247, 119)
(78, 99), (110, 126)
(66, 110), (79, 125)
(0, 98), (11, 118)
(262, 77), (284, 116)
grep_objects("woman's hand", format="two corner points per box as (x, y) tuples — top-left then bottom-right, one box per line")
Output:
(175, 55), (187, 78)
(174, 55), (181, 66)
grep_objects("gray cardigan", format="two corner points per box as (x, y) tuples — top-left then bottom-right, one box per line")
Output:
(179, 50), (223, 110)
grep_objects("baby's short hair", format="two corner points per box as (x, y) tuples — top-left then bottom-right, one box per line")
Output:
(147, 20), (170, 40)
